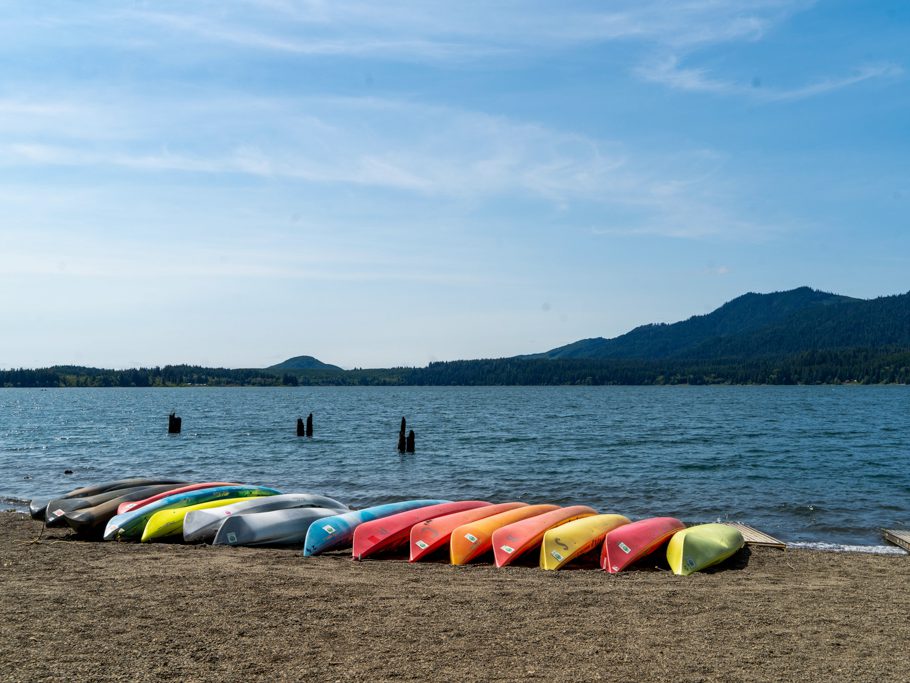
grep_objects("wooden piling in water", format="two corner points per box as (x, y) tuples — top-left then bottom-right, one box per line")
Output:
(406, 429), (415, 453)
(306, 413), (313, 437)
(168, 412), (182, 434)
(296, 418), (305, 437)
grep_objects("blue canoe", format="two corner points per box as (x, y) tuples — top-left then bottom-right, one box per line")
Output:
(302, 499), (448, 556)
(103, 484), (281, 541)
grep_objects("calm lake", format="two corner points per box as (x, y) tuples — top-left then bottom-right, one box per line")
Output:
(2, 386), (908, 549)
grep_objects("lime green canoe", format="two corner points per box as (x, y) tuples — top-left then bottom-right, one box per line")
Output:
(666, 523), (744, 576)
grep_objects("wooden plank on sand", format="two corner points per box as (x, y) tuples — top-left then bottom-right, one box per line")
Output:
(881, 529), (910, 553)
(721, 522), (786, 549)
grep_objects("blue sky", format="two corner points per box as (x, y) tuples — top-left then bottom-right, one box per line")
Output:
(1, 1), (907, 369)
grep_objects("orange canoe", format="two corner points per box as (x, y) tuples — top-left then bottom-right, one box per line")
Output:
(116, 482), (237, 514)
(492, 505), (597, 568)
(450, 504), (559, 565)
(409, 502), (527, 562)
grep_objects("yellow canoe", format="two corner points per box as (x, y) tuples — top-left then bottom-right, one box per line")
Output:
(540, 514), (630, 570)
(666, 523), (744, 575)
(141, 497), (250, 542)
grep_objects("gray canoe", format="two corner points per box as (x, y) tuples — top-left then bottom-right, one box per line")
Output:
(212, 506), (343, 547)
(29, 477), (184, 520)
(44, 484), (187, 527)
(183, 493), (348, 543)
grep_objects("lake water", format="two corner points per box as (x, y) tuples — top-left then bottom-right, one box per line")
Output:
(1, 386), (908, 550)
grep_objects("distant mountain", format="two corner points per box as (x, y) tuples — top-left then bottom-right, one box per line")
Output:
(266, 355), (342, 371)
(538, 287), (910, 360)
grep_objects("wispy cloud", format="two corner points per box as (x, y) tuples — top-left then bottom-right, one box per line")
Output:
(637, 56), (903, 101)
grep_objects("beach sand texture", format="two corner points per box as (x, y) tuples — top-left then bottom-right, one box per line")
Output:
(1, 512), (907, 682)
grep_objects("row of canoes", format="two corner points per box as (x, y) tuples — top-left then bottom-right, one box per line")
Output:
(29, 478), (745, 576)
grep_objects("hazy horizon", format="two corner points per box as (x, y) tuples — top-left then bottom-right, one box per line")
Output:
(2, 2), (907, 369)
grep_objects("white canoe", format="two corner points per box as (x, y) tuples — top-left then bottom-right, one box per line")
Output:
(183, 493), (348, 543)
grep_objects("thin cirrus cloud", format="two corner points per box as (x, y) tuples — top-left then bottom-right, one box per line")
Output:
(637, 56), (904, 101)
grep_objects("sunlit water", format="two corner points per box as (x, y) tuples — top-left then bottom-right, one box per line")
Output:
(1, 386), (908, 549)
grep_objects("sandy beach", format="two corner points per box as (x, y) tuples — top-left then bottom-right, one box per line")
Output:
(1, 512), (907, 682)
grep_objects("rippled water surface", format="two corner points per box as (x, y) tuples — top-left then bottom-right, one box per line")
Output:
(1, 386), (908, 546)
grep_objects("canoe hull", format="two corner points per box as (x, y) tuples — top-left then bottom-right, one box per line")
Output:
(540, 514), (630, 570)
(212, 507), (342, 546)
(117, 482), (238, 514)
(303, 500), (448, 556)
(666, 523), (745, 576)
(141, 497), (249, 542)
(493, 505), (597, 568)
(450, 504), (560, 565)
(409, 502), (527, 562)
(44, 484), (185, 527)
(601, 517), (686, 573)
(103, 485), (281, 541)
(29, 477), (184, 520)
(183, 493), (348, 543)
(353, 501), (490, 560)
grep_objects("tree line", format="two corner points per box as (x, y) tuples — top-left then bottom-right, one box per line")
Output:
(2, 348), (910, 387)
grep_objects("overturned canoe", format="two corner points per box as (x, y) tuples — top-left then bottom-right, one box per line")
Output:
(601, 516), (686, 573)
(410, 502), (527, 562)
(60, 484), (190, 537)
(450, 504), (559, 565)
(141, 497), (250, 542)
(117, 482), (238, 514)
(540, 513), (630, 570)
(29, 477), (184, 520)
(666, 523), (744, 576)
(213, 507), (342, 546)
(353, 501), (490, 560)
(103, 485), (280, 541)
(303, 500), (448, 556)
(493, 505), (597, 568)
(44, 484), (185, 528)
(183, 493), (349, 543)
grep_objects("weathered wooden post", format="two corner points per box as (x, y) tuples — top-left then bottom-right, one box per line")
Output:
(168, 412), (182, 434)
(306, 412), (313, 437)
(406, 429), (415, 453)
(296, 418), (305, 437)
(397, 417), (407, 453)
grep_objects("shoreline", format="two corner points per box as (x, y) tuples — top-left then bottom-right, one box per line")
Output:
(2, 512), (908, 682)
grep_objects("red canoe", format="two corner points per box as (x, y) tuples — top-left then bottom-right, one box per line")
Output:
(116, 482), (238, 514)
(601, 516), (686, 573)
(353, 501), (490, 560)
(492, 505), (597, 568)
(409, 502), (527, 562)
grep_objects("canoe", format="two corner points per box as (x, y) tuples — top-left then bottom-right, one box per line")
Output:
(540, 514), (630, 570)
(117, 482), (238, 514)
(353, 501), (490, 560)
(183, 493), (349, 543)
(601, 517), (686, 573)
(666, 523), (745, 576)
(103, 485), (281, 541)
(58, 485), (189, 536)
(212, 507), (342, 546)
(44, 484), (186, 527)
(141, 497), (249, 542)
(28, 477), (184, 520)
(493, 505), (597, 568)
(409, 502), (527, 562)
(450, 504), (559, 565)
(303, 500), (448, 556)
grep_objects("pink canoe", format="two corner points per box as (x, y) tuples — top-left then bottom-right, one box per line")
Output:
(601, 516), (686, 573)
(116, 482), (238, 514)
(492, 505), (597, 568)
(353, 501), (490, 560)
(409, 502), (527, 562)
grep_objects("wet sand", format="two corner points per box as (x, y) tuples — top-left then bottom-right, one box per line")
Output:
(1, 512), (907, 682)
